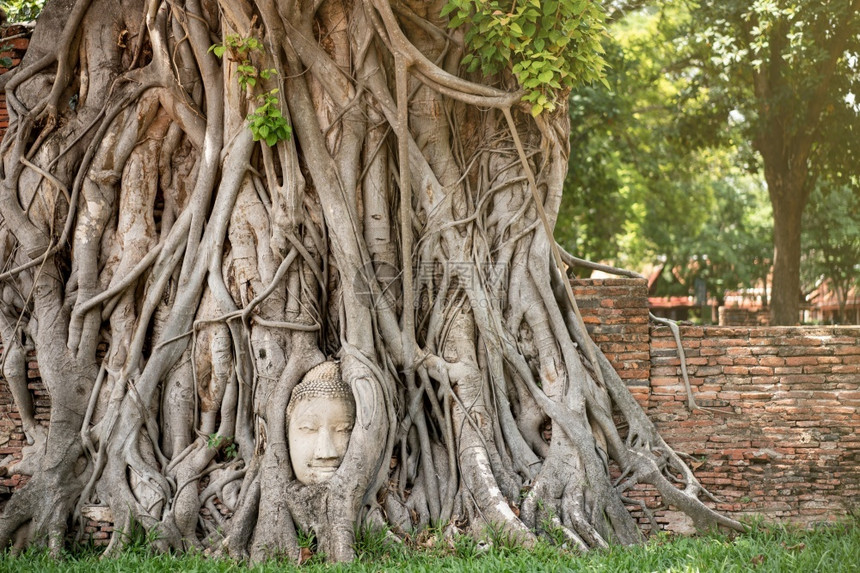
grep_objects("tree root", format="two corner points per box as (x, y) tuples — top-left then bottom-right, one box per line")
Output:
(0, 0), (745, 561)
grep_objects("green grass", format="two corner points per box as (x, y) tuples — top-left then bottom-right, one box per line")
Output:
(1, 519), (858, 572)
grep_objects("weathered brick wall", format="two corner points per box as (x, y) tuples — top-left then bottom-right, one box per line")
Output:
(645, 325), (860, 528)
(0, 350), (47, 501)
(571, 278), (651, 406)
(574, 277), (860, 529)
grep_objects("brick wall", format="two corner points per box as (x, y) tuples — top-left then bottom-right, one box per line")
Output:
(645, 325), (860, 528)
(0, 350), (46, 500)
(573, 277), (860, 530)
(571, 278), (651, 406)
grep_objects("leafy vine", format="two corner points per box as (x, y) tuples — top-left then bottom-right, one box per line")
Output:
(210, 35), (291, 146)
(442, 0), (608, 115)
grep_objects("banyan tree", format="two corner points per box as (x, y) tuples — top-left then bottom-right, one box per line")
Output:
(0, 0), (741, 562)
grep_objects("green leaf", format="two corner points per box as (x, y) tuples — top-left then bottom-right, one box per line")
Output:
(531, 103), (543, 117)
(440, 2), (458, 17)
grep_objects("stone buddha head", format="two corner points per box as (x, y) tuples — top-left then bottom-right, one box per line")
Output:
(287, 361), (355, 484)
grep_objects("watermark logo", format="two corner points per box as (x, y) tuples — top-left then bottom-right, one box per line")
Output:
(353, 261), (401, 311)
(352, 261), (509, 310)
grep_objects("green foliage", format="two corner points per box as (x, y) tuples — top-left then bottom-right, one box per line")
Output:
(208, 35), (263, 60)
(247, 90), (292, 147)
(353, 524), (406, 562)
(481, 522), (520, 553)
(538, 509), (567, 547)
(563, 1), (860, 315)
(206, 433), (237, 459)
(680, 0), (860, 177)
(209, 35), (270, 90)
(115, 514), (162, 558)
(2, 519), (859, 571)
(450, 532), (480, 559)
(665, 1), (860, 321)
(442, 0), (608, 115)
(561, 7), (690, 265)
(802, 182), (860, 321)
(1, 0), (43, 22)
(561, 6), (772, 305)
(296, 527), (316, 549)
(210, 35), (291, 147)
(0, 0), (43, 66)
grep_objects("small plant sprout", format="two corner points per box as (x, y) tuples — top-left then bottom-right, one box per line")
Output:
(247, 90), (292, 147)
(206, 433), (237, 459)
(209, 35), (291, 146)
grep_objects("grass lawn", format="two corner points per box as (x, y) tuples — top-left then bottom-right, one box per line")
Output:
(1, 518), (858, 572)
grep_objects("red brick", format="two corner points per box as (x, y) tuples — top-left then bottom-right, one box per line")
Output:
(749, 367), (774, 376)
(832, 364), (860, 374)
(834, 346), (860, 355)
(759, 356), (785, 367)
(785, 356), (819, 366)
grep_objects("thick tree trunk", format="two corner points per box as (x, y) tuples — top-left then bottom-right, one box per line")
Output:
(749, 8), (853, 327)
(0, 0), (741, 561)
(769, 188), (805, 326)
(758, 118), (811, 326)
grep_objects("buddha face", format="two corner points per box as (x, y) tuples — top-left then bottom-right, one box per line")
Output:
(287, 394), (355, 484)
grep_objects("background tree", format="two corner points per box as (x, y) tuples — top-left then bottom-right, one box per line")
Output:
(0, 0), (42, 23)
(562, 2), (860, 324)
(674, 0), (860, 325)
(0, 0), (740, 562)
(561, 6), (772, 311)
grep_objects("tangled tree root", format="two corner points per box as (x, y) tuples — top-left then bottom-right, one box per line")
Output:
(0, 0), (742, 561)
